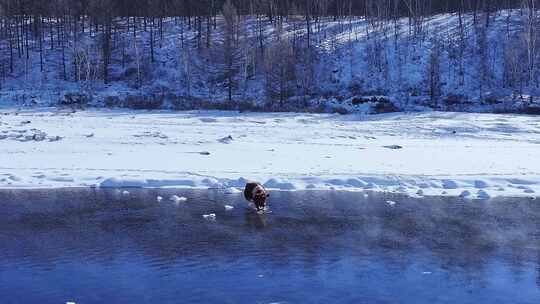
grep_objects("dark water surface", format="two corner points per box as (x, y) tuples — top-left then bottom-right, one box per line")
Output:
(0, 189), (539, 304)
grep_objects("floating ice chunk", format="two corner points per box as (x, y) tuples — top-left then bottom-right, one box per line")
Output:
(170, 195), (188, 204)
(224, 205), (234, 211)
(122, 190), (130, 196)
(422, 271), (432, 275)
(386, 200), (396, 206)
(203, 213), (216, 221)
(156, 196), (163, 202)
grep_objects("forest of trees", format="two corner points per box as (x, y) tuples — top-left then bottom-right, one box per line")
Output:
(0, 0), (527, 17)
(0, 0), (538, 111)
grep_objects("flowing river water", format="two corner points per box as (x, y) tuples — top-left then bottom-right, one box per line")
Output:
(0, 189), (539, 303)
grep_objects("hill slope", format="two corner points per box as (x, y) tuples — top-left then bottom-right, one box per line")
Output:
(0, 10), (539, 113)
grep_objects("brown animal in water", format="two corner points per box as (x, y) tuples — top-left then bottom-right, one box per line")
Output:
(244, 182), (269, 211)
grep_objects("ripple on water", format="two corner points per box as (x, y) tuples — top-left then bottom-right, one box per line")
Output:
(0, 189), (538, 303)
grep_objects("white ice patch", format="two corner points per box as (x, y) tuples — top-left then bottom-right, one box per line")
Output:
(170, 195), (188, 204)
(203, 213), (216, 221)
(224, 205), (234, 211)
(386, 200), (397, 207)
(156, 196), (163, 202)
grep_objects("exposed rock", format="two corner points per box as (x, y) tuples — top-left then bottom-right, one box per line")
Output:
(218, 135), (234, 144)
(48, 136), (63, 142)
(383, 145), (403, 150)
(32, 133), (47, 141)
(347, 96), (399, 114)
(104, 96), (121, 107)
(61, 92), (91, 106)
(373, 99), (399, 113)
(351, 96), (374, 105)
(333, 107), (350, 115)
(124, 94), (164, 110)
(443, 94), (466, 106)
(522, 104), (540, 115)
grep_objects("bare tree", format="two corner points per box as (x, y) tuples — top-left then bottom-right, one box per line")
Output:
(427, 39), (442, 106)
(476, 19), (491, 100)
(223, 0), (237, 102)
(264, 32), (296, 108)
(503, 36), (522, 91)
(0, 0), (532, 111)
(523, 0), (538, 88)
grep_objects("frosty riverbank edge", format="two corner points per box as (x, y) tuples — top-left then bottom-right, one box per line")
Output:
(1, 108), (539, 199)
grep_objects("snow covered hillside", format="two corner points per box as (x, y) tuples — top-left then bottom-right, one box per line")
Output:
(1, 108), (539, 199)
(0, 9), (538, 113)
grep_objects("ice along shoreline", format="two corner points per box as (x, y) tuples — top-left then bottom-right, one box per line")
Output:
(1, 108), (539, 199)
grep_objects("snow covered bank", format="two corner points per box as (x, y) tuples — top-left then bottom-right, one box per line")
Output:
(1, 108), (540, 199)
